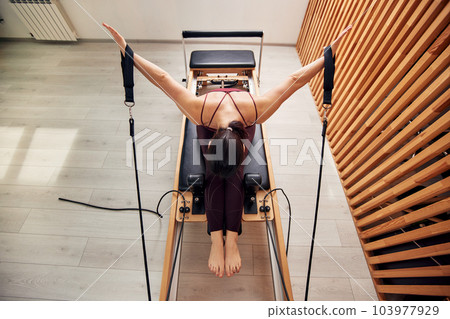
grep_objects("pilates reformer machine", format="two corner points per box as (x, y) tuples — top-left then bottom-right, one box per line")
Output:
(159, 31), (294, 301)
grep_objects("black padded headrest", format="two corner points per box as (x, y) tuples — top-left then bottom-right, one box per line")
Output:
(189, 50), (256, 69)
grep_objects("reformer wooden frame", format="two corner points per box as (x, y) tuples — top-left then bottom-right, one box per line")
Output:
(297, 0), (450, 300)
(160, 46), (293, 301)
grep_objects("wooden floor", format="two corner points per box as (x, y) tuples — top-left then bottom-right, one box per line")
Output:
(0, 39), (377, 301)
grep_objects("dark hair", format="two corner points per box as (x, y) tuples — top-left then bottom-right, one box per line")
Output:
(204, 121), (248, 178)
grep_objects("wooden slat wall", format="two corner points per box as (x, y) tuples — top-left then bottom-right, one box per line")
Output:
(296, 0), (450, 301)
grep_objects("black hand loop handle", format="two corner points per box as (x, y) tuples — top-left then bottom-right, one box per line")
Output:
(121, 44), (135, 105)
(323, 45), (335, 108)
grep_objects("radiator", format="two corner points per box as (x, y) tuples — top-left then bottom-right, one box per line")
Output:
(9, 0), (77, 41)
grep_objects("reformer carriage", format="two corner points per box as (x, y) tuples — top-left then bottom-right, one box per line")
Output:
(160, 31), (293, 301)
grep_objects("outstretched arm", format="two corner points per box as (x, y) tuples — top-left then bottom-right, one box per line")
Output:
(255, 25), (351, 124)
(103, 23), (202, 124)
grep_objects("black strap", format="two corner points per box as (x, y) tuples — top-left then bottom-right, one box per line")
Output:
(121, 45), (135, 104)
(323, 45), (335, 106)
(121, 44), (151, 301)
(305, 46), (335, 301)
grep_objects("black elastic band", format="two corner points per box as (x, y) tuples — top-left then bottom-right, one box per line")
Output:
(121, 45), (135, 104)
(304, 117), (327, 301)
(323, 45), (335, 105)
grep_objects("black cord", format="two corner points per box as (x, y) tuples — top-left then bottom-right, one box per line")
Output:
(263, 188), (292, 255)
(59, 189), (186, 301)
(156, 190), (183, 217)
(58, 197), (163, 218)
(304, 117), (328, 301)
(163, 190), (187, 301)
(58, 189), (189, 219)
(130, 125), (152, 301)
(58, 186), (192, 220)
(263, 188), (292, 301)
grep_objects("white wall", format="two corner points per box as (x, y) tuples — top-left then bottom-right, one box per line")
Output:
(0, 0), (31, 38)
(0, 0), (308, 45)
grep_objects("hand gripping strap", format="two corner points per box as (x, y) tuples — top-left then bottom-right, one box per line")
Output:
(323, 45), (335, 106)
(121, 45), (134, 104)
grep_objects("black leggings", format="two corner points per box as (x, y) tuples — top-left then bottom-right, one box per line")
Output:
(197, 125), (256, 232)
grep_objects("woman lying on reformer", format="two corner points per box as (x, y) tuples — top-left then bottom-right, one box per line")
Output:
(103, 23), (351, 278)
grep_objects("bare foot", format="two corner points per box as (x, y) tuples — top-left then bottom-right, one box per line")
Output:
(208, 231), (224, 278)
(225, 230), (241, 277)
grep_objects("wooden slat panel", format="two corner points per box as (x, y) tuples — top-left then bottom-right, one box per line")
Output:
(369, 243), (450, 265)
(361, 198), (450, 239)
(328, 0), (435, 134)
(342, 70), (450, 186)
(339, 35), (450, 172)
(320, 0), (382, 118)
(316, 0), (406, 116)
(297, 0), (449, 300)
(347, 128), (450, 200)
(329, 1), (449, 149)
(364, 220), (450, 252)
(355, 176), (449, 227)
(304, 0), (329, 65)
(373, 265), (450, 278)
(310, 0), (358, 102)
(350, 132), (450, 203)
(296, 0), (315, 58)
(353, 158), (450, 221)
(327, 0), (433, 125)
(377, 285), (450, 297)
